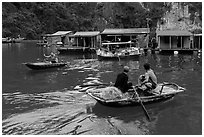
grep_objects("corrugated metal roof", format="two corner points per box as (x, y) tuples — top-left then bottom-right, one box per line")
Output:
(157, 30), (192, 36)
(74, 31), (100, 37)
(101, 28), (150, 34)
(49, 31), (72, 36)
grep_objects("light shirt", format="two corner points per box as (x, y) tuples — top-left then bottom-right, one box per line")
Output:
(145, 69), (157, 84)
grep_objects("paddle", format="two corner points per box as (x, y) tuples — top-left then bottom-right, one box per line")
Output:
(132, 86), (151, 121)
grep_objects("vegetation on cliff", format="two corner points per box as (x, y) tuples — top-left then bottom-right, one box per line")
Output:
(2, 2), (202, 39)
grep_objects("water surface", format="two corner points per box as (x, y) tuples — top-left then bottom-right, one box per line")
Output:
(2, 41), (202, 135)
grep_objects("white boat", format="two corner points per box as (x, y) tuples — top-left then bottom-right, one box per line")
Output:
(97, 41), (141, 60)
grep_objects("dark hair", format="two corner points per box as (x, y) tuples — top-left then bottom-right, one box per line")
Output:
(143, 63), (150, 70)
(123, 66), (129, 73)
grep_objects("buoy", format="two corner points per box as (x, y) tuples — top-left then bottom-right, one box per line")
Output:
(174, 51), (178, 54)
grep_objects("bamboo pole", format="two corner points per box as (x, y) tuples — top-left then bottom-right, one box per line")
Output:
(77, 38), (78, 47)
(199, 36), (200, 49)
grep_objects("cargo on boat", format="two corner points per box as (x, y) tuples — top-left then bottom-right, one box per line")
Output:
(87, 83), (185, 107)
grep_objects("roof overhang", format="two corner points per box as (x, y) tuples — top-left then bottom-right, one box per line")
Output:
(157, 30), (192, 36)
(74, 31), (100, 37)
(46, 31), (72, 37)
(101, 28), (150, 35)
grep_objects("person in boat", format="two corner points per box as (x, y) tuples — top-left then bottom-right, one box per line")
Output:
(138, 63), (157, 92)
(44, 52), (58, 63)
(114, 66), (132, 93)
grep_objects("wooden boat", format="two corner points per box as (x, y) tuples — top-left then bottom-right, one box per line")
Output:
(2, 37), (24, 43)
(57, 47), (95, 54)
(87, 83), (185, 107)
(2, 38), (12, 43)
(24, 62), (67, 70)
(97, 41), (141, 60)
(13, 37), (25, 43)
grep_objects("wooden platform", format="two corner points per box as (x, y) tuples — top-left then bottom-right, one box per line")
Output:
(158, 49), (199, 54)
(144, 48), (200, 55)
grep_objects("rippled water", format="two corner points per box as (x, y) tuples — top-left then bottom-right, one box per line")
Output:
(2, 41), (202, 135)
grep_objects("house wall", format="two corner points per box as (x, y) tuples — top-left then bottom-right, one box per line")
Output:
(47, 36), (61, 45)
(159, 35), (191, 49)
(183, 36), (190, 48)
(159, 36), (170, 49)
(73, 36), (100, 48)
(170, 36), (177, 49)
(194, 36), (202, 49)
(46, 33), (73, 45)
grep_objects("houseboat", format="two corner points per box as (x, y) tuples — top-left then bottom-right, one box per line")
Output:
(43, 31), (73, 47)
(97, 28), (149, 60)
(57, 31), (100, 54)
(156, 30), (198, 54)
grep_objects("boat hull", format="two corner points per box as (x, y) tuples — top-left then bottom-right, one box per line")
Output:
(57, 47), (95, 54)
(25, 62), (67, 70)
(87, 83), (185, 107)
(97, 54), (140, 61)
(88, 92), (175, 107)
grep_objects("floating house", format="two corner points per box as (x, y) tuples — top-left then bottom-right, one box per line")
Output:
(72, 31), (100, 49)
(100, 28), (150, 48)
(57, 31), (100, 54)
(44, 31), (73, 46)
(156, 30), (196, 54)
(96, 28), (149, 60)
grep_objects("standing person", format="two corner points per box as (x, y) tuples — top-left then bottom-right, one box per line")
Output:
(114, 66), (132, 93)
(138, 63), (157, 91)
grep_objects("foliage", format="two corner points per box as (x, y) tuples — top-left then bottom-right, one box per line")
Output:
(2, 2), (202, 39)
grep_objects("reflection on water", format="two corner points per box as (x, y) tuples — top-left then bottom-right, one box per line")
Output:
(2, 42), (202, 135)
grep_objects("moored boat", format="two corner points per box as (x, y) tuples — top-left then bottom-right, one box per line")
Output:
(13, 37), (25, 43)
(2, 37), (25, 43)
(97, 41), (141, 60)
(24, 62), (67, 70)
(87, 83), (185, 107)
(2, 37), (12, 43)
(57, 47), (93, 54)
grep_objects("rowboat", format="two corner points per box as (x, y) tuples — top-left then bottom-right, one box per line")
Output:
(2, 37), (25, 43)
(24, 62), (67, 70)
(87, 83), (185, 107)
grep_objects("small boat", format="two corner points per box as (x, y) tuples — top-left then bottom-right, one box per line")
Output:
(13, 37), (25, 43)
(24, 62), (67, 70)
(2, 37), (12, 43)
(87, 83), (185, 107)
(97, 41), (141, 60)
(2, 37), (25, 43)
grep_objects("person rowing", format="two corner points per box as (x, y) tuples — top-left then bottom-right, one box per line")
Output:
(114, 66), (133, 93)
(44, 52), (59, 63)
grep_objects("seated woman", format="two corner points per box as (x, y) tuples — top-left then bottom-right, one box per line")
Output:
(44, 52), (58, 63)
(138, 63), (157, 95)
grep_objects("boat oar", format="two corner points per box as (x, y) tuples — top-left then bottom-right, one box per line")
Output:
(132, 86), (151, 121)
